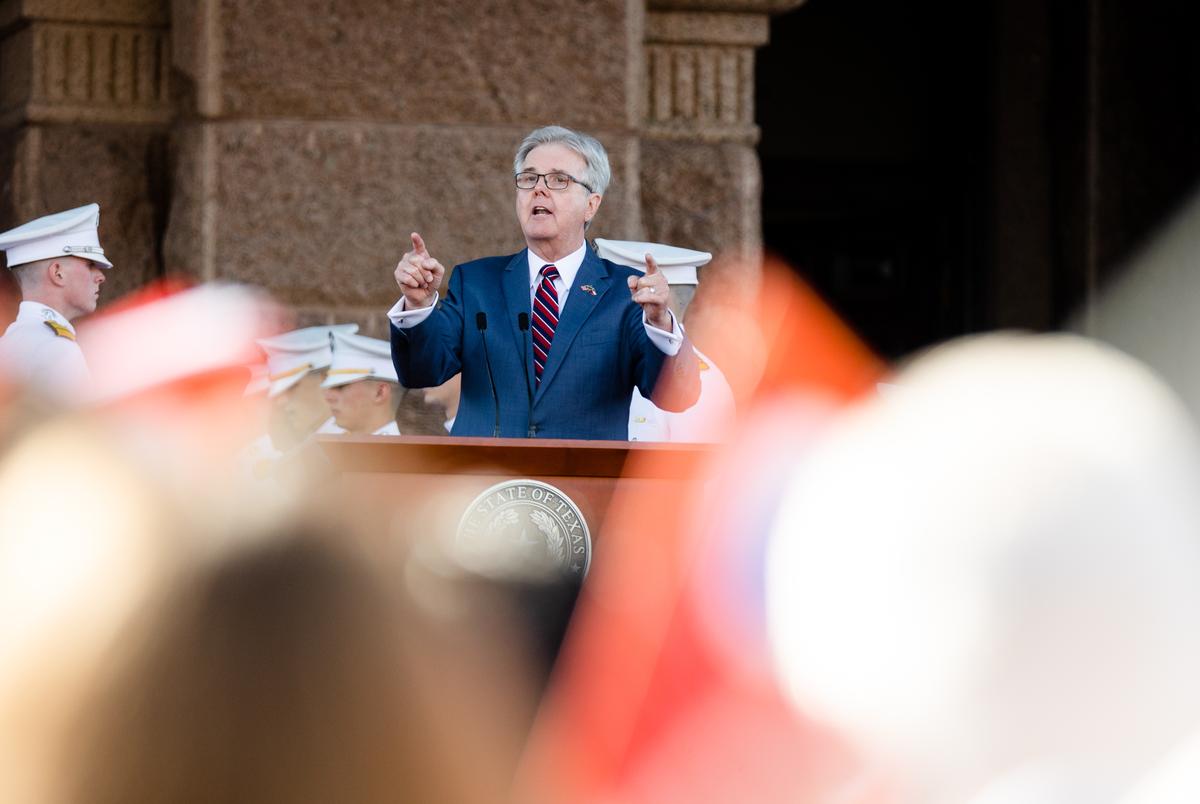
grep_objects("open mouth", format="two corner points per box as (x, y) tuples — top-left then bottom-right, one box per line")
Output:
(532, 206), (552, 216)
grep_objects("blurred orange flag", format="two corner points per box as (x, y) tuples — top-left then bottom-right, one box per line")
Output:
(518, 259), (886, 804)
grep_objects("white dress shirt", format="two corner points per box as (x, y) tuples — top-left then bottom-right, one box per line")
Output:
(372, 420), (401, 436)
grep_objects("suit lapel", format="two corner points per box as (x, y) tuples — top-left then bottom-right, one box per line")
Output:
(501, 250), (536, 397)
(535, 248), (611, 400)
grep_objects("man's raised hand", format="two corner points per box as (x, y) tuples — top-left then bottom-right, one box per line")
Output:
(627, 253), (673, 331)
(394, 232), (445, 310)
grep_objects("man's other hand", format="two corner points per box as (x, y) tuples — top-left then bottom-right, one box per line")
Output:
(627, 253), (673, 331)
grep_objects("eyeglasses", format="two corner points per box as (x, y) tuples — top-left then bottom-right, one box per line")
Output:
(514, 171), (593, 193)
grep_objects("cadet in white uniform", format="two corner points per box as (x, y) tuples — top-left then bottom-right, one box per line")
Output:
(0, 204), (112, 401)
(238, 324), (359, 481)
(628, 348), (735, 442)
(321, 330), (403, 436)
(593, 239), (737, 443)
(257, 324), (358, 449)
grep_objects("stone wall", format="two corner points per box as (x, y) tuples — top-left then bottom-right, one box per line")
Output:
(164, 0), (650, 336)
(0, 0), (172, 302)
(0, 0), (797, 334)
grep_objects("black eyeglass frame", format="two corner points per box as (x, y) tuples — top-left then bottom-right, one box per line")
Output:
(514, 171), (594, 193)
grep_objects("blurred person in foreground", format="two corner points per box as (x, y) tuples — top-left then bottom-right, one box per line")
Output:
(0, 284), (541, 804)
(388, 125), (699, 439)
(0, 282), (273, 802)
(0, 204), (111, 401)
(57, 536), (528, 804)
(321, 330), (402, 436)
(766, 333), (1200, 803)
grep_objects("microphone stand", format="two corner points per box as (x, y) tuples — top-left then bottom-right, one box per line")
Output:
(476, 312), (501, 437)
(517, 312), (536, 438)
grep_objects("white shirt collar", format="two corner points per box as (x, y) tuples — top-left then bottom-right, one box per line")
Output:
(527, 242), (588, 290)
(17, 300), (74, 333)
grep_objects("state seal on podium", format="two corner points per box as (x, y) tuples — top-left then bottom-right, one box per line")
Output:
(456, 480), (591, 581)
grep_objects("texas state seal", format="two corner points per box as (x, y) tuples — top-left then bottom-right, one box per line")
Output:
(456, 479), (591, 581)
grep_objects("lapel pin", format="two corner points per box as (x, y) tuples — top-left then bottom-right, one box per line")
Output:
(579, 284), (597, 296)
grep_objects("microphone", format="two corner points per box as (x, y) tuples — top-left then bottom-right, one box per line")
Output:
(517, 312), (536, 438)
(476, 312), (501, 437)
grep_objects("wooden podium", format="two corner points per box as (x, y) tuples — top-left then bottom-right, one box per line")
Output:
(316, 435), (709, 561)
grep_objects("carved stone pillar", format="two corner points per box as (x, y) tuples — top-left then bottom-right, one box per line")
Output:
(641, 0), (804, 312)
(0, 0), (172, 299)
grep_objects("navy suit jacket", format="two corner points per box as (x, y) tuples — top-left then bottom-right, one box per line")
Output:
(390, 247), (700, 440)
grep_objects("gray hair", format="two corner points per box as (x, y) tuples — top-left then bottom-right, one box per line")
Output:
(513, 125), (611, 197)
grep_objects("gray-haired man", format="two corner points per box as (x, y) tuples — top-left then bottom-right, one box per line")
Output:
(387, 125), (699, 440)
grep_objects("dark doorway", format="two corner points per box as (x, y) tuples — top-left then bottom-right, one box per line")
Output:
(758, 0), (1200, 361)
(757, 0), (990, 360)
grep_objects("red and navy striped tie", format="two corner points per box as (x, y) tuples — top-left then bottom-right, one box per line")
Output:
(531, 263), (560, 384)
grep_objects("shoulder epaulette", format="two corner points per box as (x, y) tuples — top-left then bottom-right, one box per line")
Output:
(44, 320), (76, 341)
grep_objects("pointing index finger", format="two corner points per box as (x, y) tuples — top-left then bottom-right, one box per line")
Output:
(644, 254), (659, 275)
(411, 232), (428, 256)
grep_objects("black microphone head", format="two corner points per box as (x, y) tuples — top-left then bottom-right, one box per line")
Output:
(476, 311), (488, 331)
(518, 312), (529, 332)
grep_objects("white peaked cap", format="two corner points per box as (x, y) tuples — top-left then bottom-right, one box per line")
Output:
(594, 239), (711, 286)
(257, 324), (358, 398)
(0, 203), (113, 269)
(321, 331), (398, 388)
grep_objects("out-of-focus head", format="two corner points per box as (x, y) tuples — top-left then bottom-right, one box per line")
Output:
(57, 536), (490, 804)
(513, 126), (607, 254)
(42, 518), (549, 804)
(766, 333), (1200, 802)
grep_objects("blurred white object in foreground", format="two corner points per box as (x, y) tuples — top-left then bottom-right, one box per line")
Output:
(766, 333), (1200, 803)
(1076, 186), (1200, 424)
(1117, 727), (1200, 804)
(0, 418), (183, 804)
(80, 283), (268, 405)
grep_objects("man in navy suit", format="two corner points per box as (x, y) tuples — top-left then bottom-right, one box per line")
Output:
(388, 125), (700, 440)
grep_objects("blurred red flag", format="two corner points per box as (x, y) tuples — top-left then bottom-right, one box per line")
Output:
(518, 260), (887, 804)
